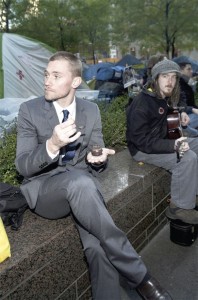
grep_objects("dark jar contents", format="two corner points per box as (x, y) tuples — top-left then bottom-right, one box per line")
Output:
(91, 145), (103, 156)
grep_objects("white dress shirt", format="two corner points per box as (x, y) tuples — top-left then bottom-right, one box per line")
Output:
(46, 99), (76, 158)
(53, 99), (76, 123)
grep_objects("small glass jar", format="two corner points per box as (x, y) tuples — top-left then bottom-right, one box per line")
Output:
(91, 145), (103, 156)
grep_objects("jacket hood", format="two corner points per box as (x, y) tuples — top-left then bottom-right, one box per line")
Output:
(141, 86), (157, 98)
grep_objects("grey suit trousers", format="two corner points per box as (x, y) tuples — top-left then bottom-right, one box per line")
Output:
(133, 137), (198, 209)
(34, 169), (147, 300)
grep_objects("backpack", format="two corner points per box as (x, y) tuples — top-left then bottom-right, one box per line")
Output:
(0, 182), (28, 230)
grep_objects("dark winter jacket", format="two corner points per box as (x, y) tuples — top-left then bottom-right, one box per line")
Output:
(178, 76), (197, 114)
(126, 88), (176, 156)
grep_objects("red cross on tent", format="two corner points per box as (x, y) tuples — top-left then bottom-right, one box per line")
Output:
(16, 70), (25, 80)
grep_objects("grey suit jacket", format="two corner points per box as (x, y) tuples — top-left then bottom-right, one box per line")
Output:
(15, 96), (105, 209)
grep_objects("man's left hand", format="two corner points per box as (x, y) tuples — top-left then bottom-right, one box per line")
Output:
(87, 148), (115, 164)
(181, 112), (190, 126)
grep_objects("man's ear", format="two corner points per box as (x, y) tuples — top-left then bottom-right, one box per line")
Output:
(72, 77), (82, 89)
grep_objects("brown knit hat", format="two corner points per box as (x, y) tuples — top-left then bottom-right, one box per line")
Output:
(151, 58), (181, 80)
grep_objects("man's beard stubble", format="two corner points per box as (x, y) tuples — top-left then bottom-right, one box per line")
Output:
(45, 91), (70, 102)
(163, 85), (174, 97)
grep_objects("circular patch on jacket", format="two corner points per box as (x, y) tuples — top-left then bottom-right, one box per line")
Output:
(159, 107), (164, 114)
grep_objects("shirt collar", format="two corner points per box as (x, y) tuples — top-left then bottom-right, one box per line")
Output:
(53, 98), (76, 123)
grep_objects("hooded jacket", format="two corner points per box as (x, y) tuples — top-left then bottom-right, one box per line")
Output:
(126, 88), (176, 156)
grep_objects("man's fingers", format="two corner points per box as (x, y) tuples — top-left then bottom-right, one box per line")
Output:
(177, 137), (187, 142)
(86, 148), (115, 164)
(69, 131), (81, 142)
(103, 148), (115, 156)
(60, 118), (75, 128)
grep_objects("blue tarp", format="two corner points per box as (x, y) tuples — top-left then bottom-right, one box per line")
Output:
(96, 65), (124, 81)
(83, 55), (142, 81)
(83, 62), (113, 81)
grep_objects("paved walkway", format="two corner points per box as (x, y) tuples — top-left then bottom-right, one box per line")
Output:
(121, 223), (198, 300)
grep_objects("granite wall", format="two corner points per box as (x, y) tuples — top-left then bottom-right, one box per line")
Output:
(0, 149), (171, 299)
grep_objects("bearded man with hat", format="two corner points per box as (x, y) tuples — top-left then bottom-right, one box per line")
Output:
(126, 58), (198, 224)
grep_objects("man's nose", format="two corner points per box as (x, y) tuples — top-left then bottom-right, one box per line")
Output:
(167, 77), (174, 84)
(167, 78), (172, 84)
(45, 77), (52, 85)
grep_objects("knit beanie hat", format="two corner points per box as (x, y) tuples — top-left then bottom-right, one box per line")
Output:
(151, 58), (181, 80)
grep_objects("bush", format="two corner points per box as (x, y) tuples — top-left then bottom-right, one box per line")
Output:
(0, 125), (22, 185)
(96, 96), (128, 151)
(0, 95), (129, 185)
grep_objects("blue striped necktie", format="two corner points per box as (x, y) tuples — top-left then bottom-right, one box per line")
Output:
(61, 109), (76, 163)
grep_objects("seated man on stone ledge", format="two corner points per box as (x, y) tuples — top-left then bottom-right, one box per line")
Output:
(15, 51), (172, 300)
(126, 58), (198, 225)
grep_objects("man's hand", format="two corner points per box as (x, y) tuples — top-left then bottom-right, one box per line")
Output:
(174, 137), (189, 152)
(87, 148), (115, 164)
(47, 119), (81, 154)
(192, 108), (198, 115)
(180, 112), (190, 126)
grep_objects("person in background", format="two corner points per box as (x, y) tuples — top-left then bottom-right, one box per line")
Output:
(177, 60), (198, 137)
(126, 58), (198, 225)
(15, 51), (172, 300)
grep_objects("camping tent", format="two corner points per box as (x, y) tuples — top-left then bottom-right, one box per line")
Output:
(115, 54), (142, 67)
(0, 33), (56, 136)
(0, 33), (55, 99)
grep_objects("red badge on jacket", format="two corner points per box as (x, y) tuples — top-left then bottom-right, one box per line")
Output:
(159, 107), (164, 114)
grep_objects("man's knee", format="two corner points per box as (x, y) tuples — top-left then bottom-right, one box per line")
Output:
(67, 171), (96, 191)
(184, 150), (197, 164)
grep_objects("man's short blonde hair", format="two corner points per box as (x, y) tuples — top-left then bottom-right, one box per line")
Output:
(49, 51), (82, 77)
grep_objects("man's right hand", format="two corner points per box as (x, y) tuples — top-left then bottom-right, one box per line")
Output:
(192, 108), (198, 115)
(47, 119), (81, 154)
(174, 137), (189, 152)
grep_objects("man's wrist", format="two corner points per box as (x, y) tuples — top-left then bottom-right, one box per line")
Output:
(46, 139), (59, 157)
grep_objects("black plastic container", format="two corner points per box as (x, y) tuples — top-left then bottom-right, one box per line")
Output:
(170, 220), (198, 246)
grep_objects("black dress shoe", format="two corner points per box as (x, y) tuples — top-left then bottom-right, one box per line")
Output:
(136, 277), (173, 300)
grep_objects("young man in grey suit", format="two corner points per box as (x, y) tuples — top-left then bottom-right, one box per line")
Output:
(15, 51), (172, 300)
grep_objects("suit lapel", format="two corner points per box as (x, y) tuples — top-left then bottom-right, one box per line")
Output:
(75, 98), (87, 131)
(43, 99), (59, 131)
(72, 98), (87, 164)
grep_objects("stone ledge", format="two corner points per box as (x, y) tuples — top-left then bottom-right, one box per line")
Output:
(0, 149), (171, 299)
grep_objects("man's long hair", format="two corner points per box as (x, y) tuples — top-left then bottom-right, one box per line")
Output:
(147, 75), (181, 107)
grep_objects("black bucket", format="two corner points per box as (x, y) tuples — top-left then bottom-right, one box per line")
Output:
(170, 220), (198, 246)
